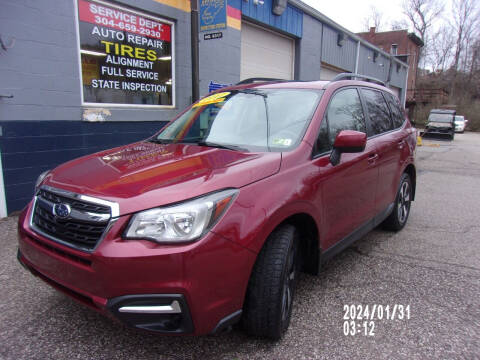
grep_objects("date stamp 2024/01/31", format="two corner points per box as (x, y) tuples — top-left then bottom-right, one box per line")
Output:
(343, 304), (411, 336)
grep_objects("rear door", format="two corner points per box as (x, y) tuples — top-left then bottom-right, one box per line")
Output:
(360, 88), (405, 214)
(312, 87), (379, 250)
(384, 91), (413, 193)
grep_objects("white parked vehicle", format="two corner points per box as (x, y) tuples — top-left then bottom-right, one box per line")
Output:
(454, 115), (467, 133)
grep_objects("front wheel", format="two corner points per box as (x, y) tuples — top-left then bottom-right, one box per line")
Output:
(242, 224), (299, 339)
(382, 173), (412, 231)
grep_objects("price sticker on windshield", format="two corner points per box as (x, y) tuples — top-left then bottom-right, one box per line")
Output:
(272, 138), (292, 146)
(193, 92), (230, 107)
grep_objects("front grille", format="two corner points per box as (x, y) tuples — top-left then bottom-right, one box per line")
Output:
(37, 189), (110, 214)
(428, 127), (451, 133)
(32, 189), (112, 251)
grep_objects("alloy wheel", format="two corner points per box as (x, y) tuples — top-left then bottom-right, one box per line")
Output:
(397, 181), (411, 224)
(281, 245), (296, 325)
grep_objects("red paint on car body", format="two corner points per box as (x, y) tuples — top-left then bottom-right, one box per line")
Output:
(17, 79), (416, 335)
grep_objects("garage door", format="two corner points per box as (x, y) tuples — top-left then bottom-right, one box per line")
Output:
(389, 86), (401, 98)
(320, 64), (342, 80)
(240, 22), (294, 80)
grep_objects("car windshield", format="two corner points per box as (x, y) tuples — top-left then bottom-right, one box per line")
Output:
(455, 116), (465, 122)
(151, 89), (323, 152)
(428, 113), (454, 123)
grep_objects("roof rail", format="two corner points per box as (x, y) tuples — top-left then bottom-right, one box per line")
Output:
(331, 73), (386, 87)
(236, 77), (287, 85)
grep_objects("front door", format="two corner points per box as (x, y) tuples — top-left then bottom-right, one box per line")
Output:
(312, 87), (379, 250)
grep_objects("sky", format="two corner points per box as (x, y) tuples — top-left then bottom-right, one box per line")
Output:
(300, 0), (405, 33)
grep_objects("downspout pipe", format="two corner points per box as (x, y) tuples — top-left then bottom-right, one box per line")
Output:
(191, 0), (200, 102)
(354, 40), (360, 74)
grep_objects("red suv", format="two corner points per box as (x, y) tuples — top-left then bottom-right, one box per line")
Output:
(17, 75), (416, 339)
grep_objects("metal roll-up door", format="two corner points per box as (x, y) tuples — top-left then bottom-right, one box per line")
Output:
(240, 22), (294, 80)
(389, 86), (401, 98)
(320, 64), (343, 80)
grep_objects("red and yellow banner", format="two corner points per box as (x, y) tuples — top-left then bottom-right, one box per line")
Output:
(78, 0), (171, 42)
(227, 5), (241, 30)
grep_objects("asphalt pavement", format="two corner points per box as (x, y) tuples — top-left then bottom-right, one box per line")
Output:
(1, 132), (479, 359)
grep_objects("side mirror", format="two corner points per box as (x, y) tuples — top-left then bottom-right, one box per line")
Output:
(330, 130), (367, 166)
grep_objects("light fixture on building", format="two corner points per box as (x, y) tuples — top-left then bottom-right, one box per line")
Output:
(337, 33), (345, 47)
(80, 49), (106, 57)
(373, 51), (379, 62)
(253, 0), (264, 5)
(272, 0), (287, 15)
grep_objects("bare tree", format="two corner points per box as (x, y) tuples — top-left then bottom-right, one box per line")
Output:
(362, 6), (384, 32)
(402, 0), (443, 65)
(468, 38), (480, 75)
(390, 19), (409, 31)
(402, 0), (443, 43)
(427, 26), (454, 72)
(451, 0), (479, 71)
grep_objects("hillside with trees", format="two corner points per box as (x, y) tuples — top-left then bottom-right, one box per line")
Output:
(364, 0), (479, 130)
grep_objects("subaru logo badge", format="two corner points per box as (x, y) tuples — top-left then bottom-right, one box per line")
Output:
(53, 203), (71, 219)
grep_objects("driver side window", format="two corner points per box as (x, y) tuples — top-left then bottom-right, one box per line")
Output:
(314, 88), (367, 156)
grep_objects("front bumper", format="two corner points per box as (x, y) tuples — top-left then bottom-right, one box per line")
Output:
(17, 203), (256, 335)
(425, 127), (453, 134)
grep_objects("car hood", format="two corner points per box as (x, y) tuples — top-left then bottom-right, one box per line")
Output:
(43, 141), (281, 215)
(427, 121), (453, 128)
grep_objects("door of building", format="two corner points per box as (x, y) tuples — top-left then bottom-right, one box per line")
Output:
(240, 22), (294, 80)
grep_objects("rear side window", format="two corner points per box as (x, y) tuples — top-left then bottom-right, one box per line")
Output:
(384, 92), (405, 128)
(326, 88), (366, 145)
(361, 89), (393, 136)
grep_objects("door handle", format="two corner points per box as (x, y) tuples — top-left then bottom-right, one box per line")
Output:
(368, 153), (379, 164)
(397, 140), (405, 149)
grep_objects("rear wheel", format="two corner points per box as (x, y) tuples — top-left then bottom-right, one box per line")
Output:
(242, 224), (299, 339)
(382, 173), (412, 231)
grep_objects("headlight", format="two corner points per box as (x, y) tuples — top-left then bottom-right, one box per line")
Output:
(124, 189), (238, 243)
(35, 170), (50, 192)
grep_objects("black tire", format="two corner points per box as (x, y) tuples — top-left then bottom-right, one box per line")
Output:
(242, 224), (299, 340)
(450, 131), (455, 140)
(382, 173), (412, 231)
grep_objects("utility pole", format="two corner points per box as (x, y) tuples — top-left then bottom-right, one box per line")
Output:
(190, 0), (200, 103)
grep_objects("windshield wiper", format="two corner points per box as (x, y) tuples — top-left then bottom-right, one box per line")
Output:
(148, 138), (174, 144)
(237, 89), (268, 98)
(195, 141), (248, 152)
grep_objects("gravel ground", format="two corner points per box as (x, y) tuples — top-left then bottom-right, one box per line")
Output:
(1, 132), (480, 360)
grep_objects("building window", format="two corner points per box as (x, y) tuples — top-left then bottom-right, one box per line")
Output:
(391, 44), (398, 55)
(76, 0), (175, 108)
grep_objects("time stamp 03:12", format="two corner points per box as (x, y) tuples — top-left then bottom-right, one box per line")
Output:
(343, 304), (411, 336)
